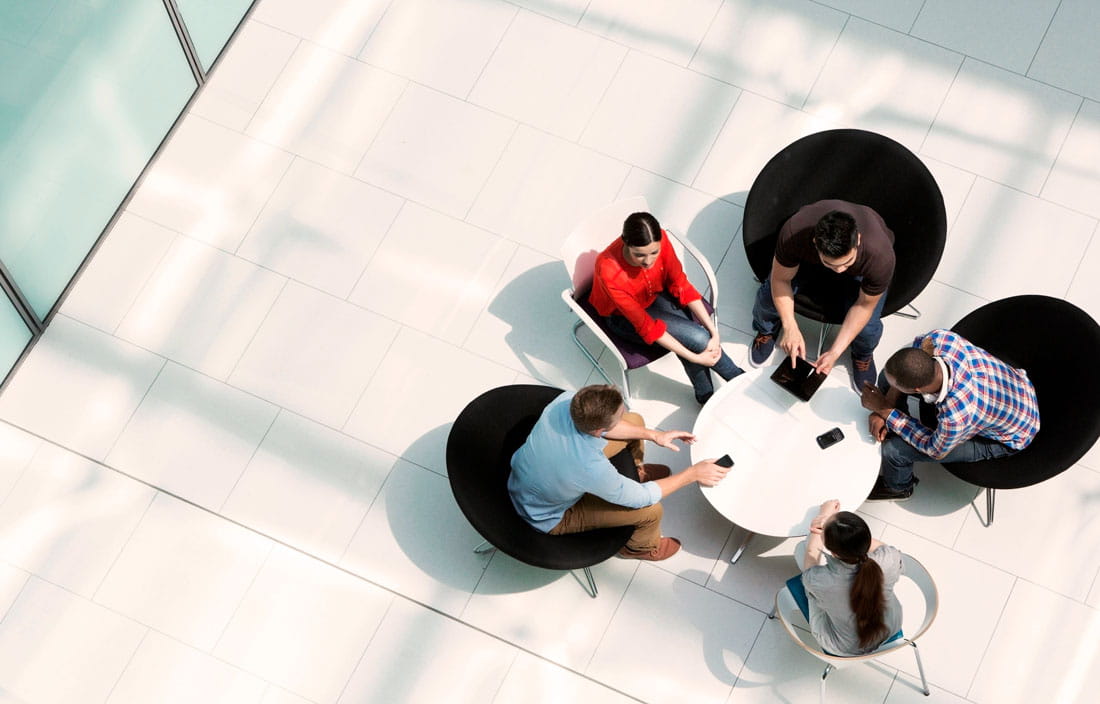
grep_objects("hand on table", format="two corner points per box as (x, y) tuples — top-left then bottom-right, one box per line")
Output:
(778, 326), (806, 365)
(653, 430), (695, 451)
(868, 413), (888, 442)
(813, 350), (839, 376)
(693, 459), (730, 487)
(860, 381), (892, 414)
(810, 499), (841, 534)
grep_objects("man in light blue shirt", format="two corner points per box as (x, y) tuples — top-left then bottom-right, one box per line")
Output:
(509, 385), (729, 561)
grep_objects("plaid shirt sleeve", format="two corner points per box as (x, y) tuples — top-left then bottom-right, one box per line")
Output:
(885, 395), (974, 459)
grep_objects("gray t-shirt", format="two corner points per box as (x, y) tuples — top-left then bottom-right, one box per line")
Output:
(801, 544), (904, 655)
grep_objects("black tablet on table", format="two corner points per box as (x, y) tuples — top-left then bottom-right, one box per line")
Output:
(770, 356), (827, 401)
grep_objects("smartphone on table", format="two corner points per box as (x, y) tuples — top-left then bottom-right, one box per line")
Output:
(816, 427), (844, 449)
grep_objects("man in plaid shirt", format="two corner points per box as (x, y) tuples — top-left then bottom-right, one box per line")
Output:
(859, 329), (1040, 501)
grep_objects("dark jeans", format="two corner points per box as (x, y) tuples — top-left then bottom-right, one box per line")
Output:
(605, 293), (743, 403)
(752, 274), (887, 360)
(875, 373), (1018, 490)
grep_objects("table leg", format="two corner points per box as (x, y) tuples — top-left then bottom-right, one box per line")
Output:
(729, 530), (755, 564)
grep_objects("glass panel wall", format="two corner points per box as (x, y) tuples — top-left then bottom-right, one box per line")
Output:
(0, 0), (197, 320)
(176, 0), (255, 71)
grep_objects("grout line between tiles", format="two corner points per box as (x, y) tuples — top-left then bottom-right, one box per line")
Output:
(90, 491), (159, 602)
(1025, 0), (1064, 77)
(799, 12), (849, 111)
(101, 626), (151, 704)
(1037, 97), (1086, 201)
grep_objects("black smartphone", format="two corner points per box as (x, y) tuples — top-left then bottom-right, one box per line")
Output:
(715, 454), (734, 468)
(816, 427), (844, 449)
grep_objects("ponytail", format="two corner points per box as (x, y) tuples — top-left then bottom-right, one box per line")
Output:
(850, 556), (889, 649)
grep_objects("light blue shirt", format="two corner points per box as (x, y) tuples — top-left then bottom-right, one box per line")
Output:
(508, 392), (662, 532)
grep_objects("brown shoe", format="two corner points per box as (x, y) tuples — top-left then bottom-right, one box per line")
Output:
(618, 537), (682, 561)
(637, 463), (671, 482)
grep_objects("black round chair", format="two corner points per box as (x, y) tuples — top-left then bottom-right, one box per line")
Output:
(920, 296), (1100, 524)
(446, 384), (632, 597)
(742, 129), (947, 325)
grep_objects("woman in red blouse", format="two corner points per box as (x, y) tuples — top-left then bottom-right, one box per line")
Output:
(590, 212), (743, 404)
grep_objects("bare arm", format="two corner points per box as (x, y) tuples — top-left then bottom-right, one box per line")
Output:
(652, 459), (729, 498)
(602, 419), (696, 451)
(770, 259), (804, 364)
(803, 499), (839, 570)
(815, 291), (881, 375)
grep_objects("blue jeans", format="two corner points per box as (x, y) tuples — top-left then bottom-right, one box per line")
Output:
(752, 274), (887, 360)
(605, 293), (743, 403)
(880, 433), (1017, 491)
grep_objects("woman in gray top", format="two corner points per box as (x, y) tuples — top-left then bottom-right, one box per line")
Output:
(800, 500), (904, 656)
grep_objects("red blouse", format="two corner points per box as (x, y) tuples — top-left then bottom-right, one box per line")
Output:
(588, 233), (701, 344)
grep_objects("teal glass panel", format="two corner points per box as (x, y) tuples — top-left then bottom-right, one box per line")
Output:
(0, 291), (32, 385)
(176, 0), (254, 71)
(0, 0), (197, 320)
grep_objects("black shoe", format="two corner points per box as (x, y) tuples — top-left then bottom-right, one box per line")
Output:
(867, 476), (917, 502)
(749, 332), (775, 367)
(851, 355), (877, 394)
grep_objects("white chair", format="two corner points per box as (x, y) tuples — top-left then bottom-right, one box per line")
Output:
(771, 552), (938, 703)
(560, 196), (720, 399)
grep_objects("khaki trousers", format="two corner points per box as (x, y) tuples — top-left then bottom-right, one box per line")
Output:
(548, 412), (663, 554)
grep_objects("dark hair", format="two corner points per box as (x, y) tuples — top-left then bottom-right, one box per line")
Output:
(813, 211), (858, 258)
(621, 212), (664, 247)
(885, 347), (936, 389)
(570, 385), (623, 433)
(823, 511), (888, 650)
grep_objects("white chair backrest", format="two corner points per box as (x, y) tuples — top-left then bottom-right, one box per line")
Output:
(900, 553), (939, 640)
(561, 196), (649, 294)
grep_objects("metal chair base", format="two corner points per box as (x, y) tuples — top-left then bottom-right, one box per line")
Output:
(471, 543), (600, 598)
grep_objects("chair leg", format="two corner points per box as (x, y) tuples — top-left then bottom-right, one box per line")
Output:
(986, 488), (996, 526)
(816, 324), (830, 359)
(820, 663), (833, 704)
(474, 540), (496, 555)
(767, 604), (776, 619)
(893, 303), (922, 320)
(570, 321), (617, 388)
(910, 641), (930, 695)
(582, 567), (598, 598)
(730, 530), (755, 564)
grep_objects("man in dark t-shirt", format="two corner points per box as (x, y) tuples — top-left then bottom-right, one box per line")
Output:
(748, 199), (895, 392)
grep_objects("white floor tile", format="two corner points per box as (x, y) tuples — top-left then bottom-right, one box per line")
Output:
(969, 579), (1100, 704)
(60, 213), (176, 334)
(493, 652), (638, 704)
(581, 51), (739, 184)
(693, 91), (837, 206)
(355, 84), (515, 217)
(463, 554), (640, 671)
(343, 327), (516, 473)
(0, 422), (39, 505)
(855, 467), (982, 553)
(214, 545), (393, 704)
(229, 282), (400, 428)
(0, 444), (153, 597)
(107, 362), (278, 509)
(260, 688), (314, 704)
(726, 613), (896, 704)
(953, 465), (1100, 602)
(127, 116), (294, 251)
(813, 0), (924, 32)
(922, 59), (1081, 195)
(252, 0), (391, 57)
(587, 565), (764, 704)
(468, 10), (626, 140)
(95, 493), (272, 650)
(911, 0), (1060, 74)
(579, 0), (722, 67)
(1043, 99), (1100, 220)
(1067, 227), (1100, 323)
(920, 157), (977, 234)
(116, 236), (286, 380)
(468, 126), (630, 257)
(707, 533), (803, 615)
(804, 18), (963, 153)
(247, 42), (407, 173)
(715, 231), (767, 336)
(461, 246), (601, 390)
(690, 0), (848, 108)
(1029, 0), (1100, 102)
(934, 178), (1094, 300)
(0, 563), (28, 623)
(339, 460), (489, 616)
(337, 597), (516, 704)
(358, 0), (517, 98)
(0, 578), (145, 704)
(508, 0), (589, 25)
(221, 410), (396, 563)
(876, 526), (1014, 697)
(189, 20), (300, 132)
(884, 681), (972, 704)
(347, 203), (515, 345)
(237, 158), (403, 298)
(0, 316), (165, 461)
(106, 631), (268, 704)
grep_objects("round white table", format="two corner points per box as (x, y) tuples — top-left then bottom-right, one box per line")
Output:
(691, 363), (880, 562)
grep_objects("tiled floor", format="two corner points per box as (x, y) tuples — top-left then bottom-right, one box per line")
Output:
(2, 1), (1099, 702)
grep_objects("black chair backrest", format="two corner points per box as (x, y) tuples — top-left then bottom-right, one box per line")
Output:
(948, 296), (1100, 488)
(743, 129), (947, 319)
(446, 385), (632, 569)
